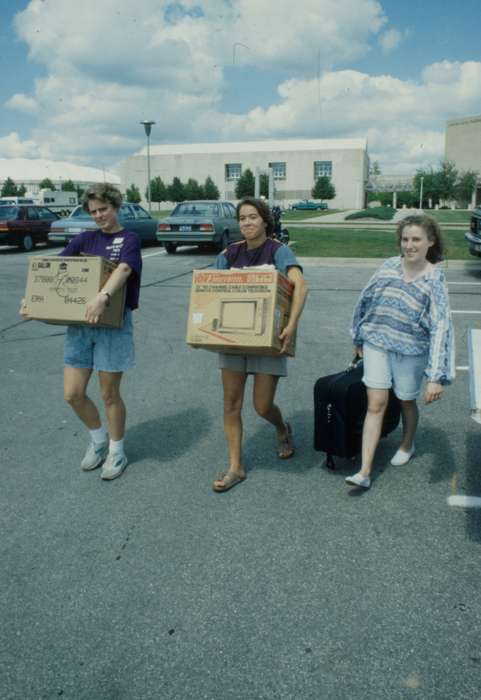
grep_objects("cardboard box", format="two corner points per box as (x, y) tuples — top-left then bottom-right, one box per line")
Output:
(186, 268), (296, 356)
(24, 256), (126, 328)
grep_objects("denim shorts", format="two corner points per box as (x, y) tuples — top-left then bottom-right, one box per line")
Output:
(64, 309), (135, 373)
(218, 353), (288, 377)
(362, 342), (427, 400)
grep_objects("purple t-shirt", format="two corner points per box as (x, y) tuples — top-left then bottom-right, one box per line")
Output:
(216, 238), (302, 275)
(60, 229), (142, 309)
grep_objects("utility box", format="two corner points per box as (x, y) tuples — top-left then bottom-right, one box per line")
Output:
(186, 268), (295, 356)
(24, 256), (125, 328)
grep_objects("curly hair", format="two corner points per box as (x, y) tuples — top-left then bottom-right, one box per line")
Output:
(236, 197), (274, 237)
(82, 183), (123, 211)
(396, 214), (445, 264)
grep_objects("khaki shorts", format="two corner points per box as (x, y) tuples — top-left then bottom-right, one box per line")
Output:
(218, 353), (288, 377)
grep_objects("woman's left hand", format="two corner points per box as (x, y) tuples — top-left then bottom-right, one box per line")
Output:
(424, 382), (443, 404)
(85, 293), (108, 324)
(279, 323), (295, 354)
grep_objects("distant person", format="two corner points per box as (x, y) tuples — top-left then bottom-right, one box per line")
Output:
(212, 197), (308, 492)
(21, 183), (142, 480)
(345, 214), (455, 490)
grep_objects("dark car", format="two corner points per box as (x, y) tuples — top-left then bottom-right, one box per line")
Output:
(465, 207), (481, 257)
(291, 200), (328, 211)
(0, 205), (60, 251)
(48, 203), (158, 245)
(156, 200), (242, 253)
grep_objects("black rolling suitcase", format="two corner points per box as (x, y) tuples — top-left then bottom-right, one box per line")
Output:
(314, 359), (401, 469)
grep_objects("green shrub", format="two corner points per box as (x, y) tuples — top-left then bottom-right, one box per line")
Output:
(345, 207), (395, 221)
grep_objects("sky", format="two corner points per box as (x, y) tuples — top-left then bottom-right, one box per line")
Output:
(0, 0), (480, 175)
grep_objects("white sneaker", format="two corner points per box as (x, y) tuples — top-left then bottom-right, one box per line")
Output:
(80, 441), (109, 471)
(345, 472), (371, 489)
(390, 444), (415, 466)
(100, 453), (128, 480)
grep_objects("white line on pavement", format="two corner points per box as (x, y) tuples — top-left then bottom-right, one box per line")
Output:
(447, 495), (481, 509)
(452, 310), (481, 314)
(448, 281), (481, 286)
(142, 250), (166, 259)
(456, 366), (469, 371)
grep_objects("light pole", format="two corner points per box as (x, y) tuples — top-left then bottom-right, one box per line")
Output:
(419, 176), (424, 210)
(140, 120), (155, 212)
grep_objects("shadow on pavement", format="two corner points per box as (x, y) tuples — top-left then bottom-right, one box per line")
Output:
(128, 407), (211, 463)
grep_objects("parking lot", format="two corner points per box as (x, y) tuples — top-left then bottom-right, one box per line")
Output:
(1, 244), (481, 700)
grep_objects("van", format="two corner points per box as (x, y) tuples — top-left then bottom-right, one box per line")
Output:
(0, 196), (35, 205)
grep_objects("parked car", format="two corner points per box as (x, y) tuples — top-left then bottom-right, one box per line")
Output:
(156, 200), (242, 253)
(465, 207), (481, 257)
(0, 204), (59, 251)
(48, 203), (158, 245)
(291, 200), (328, 211)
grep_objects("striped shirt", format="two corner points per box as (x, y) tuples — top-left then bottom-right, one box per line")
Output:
(351, 257), (455, 384)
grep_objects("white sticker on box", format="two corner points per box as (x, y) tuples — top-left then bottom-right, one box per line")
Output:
(193, 312), (203, 324)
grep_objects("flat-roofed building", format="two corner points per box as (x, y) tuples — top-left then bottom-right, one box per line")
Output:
(0, 158), (120, 195)
(118, 138), (369, 209)
(445, 115), (481, 206)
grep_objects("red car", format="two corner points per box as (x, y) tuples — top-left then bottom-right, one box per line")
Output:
(0, 204), (59, 251)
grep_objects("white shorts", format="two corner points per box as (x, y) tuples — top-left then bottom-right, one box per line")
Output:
(362, 342), (427, 400)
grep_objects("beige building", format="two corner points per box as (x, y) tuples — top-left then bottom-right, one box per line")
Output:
(445, 115), (481, 206)
(118, 138), (369, 209)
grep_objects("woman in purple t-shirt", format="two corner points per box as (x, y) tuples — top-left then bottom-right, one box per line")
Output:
(212, 197), (309, 492)
(21, 184), (142, 481)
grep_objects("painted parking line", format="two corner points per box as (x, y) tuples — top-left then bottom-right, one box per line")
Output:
(456, 366), (469, 371)
(447, 495), (481, 509)
(142, 250), (166, 259)
(448, 281), (481, 286)
(452, 310), (481, 314)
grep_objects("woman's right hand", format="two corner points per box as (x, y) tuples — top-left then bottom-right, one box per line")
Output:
(19, 298), (30, 320)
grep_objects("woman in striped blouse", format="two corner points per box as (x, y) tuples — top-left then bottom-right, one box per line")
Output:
(345, 214), (455, 490)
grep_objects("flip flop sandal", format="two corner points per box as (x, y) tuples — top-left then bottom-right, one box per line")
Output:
(278, 422), (295, 459)
(212, 471), (247, 493)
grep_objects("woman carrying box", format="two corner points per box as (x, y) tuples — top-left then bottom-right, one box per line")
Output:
(212, 197), (308, 492)
(21, 183), (142, 480)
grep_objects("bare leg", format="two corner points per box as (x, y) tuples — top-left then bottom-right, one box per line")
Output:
(399, 399), (418, 451)
(360, 388), (389, 477)
(253, 373), (293, 457)
(98, 371), (125, 441)
(216, 369), (248, 481)
(64, 366), (100, 429)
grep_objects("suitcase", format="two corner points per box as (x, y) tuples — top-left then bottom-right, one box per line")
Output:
(314, 360), (401, 469)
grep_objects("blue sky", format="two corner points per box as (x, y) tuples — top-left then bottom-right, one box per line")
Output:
(0, 0), (480, 174)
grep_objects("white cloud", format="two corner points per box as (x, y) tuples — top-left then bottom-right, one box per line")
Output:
(0, 132), (41, 158)
(5, 93), (38, 112)
(4, 0), (479, 173)
(379, 28), (407, 53)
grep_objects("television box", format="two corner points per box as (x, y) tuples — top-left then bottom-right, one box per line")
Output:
(24, 256), (125, 328)
(186, 268), (296, 356)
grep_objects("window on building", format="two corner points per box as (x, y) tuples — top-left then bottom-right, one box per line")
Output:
(314, 161), (333, 179)
(225, 163), (242, 181)
(268, 162), (286, 180)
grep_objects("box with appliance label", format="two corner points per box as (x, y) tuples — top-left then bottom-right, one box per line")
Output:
(186, 267), (296, 356)
(24, 256), (125, 328)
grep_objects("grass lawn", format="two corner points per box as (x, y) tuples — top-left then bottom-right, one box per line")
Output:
(422, 209), (471, 224)
(281, 209), (341, 221)
(289, 227), (472, 259)
(345, 206), (395, 221)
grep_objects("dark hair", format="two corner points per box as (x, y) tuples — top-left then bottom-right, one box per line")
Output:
(82, 183), (122, 212)
(396, 214), (445, 264)
(236, 196), (274, 237)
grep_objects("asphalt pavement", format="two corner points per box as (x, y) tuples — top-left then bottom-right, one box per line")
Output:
(1, 243), (481, 700)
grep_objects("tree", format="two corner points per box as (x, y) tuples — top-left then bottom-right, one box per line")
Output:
(369, 160), (381, 176)
(235, 168), (255, 198)
(311, 176), (336, 201)
(76, 185), (85, 201)
(413, 168), (439, 207)
(149, 176), (167, 209)
(17, 183), (27, 196)
(39, 177), (55, 190)
(1, 177), (18, 196)
(184, 178), (203, 200)
(436, 160), (458, 202)
(203, 176), (219, 200)
(125, 184), (141, 203)
(61, 179), (77, 192)
(167, 177), (185, 203)
(455, 170), (478, 208)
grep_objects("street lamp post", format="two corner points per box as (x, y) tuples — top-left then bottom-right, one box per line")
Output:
(419, 176), (424, 210)
(140, 120), (156, 212)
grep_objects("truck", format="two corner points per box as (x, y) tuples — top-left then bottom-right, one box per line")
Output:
(33, 189), (78, 215)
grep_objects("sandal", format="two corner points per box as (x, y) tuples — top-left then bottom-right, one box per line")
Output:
(212, 470), (247, 493)
(278, 422), (295, 459)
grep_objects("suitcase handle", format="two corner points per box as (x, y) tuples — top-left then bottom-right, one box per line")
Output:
(347, 355), (362, 371)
